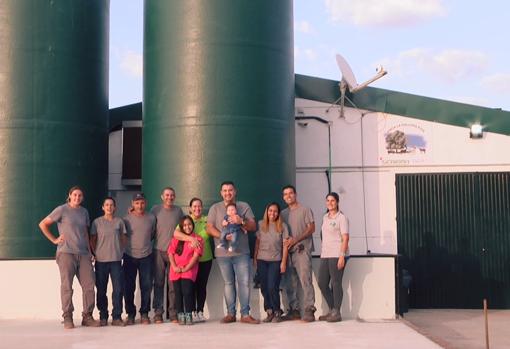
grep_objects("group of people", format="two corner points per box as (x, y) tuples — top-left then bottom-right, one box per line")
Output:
(39, 181), (350, 329)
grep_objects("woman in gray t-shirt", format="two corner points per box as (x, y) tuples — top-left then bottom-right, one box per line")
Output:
(39, 186), (100, 329)
(254, 202), (290, 323)
(317, 192), (349, 323)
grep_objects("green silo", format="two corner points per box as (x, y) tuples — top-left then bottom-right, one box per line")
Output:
(0, 1), (109, 258)
(143, 0), (295, 215)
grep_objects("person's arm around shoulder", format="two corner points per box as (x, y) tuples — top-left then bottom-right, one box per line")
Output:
(173, 226), (202, 248)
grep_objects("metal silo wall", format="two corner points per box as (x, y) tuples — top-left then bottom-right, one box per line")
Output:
(0, 1), (109, 258)
(143, 0), (295, 215)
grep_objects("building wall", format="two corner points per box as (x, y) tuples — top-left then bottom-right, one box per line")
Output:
(295, 98), (510, 256)
(0, 257), (395, 320)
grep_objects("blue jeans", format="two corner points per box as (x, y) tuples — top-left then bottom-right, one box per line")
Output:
(257, 260), (282, 312)
(216, 254), (251, 316)
(95, 261), (123, 320)
(123, 253), (152, 317)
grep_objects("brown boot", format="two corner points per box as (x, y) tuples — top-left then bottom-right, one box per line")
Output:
(112, 318), (126, 327)
(81, 314), (101, 327)
(302, 306), (316, 322)
(326, 309), (342, 322)
(262, 310), (274, 323)
(319, 312), (332, 321)
(63, 315), (74, 329)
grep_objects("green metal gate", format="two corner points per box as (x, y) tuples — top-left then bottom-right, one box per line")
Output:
(396, 172), (510, 309)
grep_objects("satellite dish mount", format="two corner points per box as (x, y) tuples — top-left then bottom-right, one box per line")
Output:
(332, 53), (387, 117)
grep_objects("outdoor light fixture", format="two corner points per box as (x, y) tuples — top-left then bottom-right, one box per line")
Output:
(470, 123), (484, 139)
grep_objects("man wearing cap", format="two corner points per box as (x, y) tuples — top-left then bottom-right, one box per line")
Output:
(151, 187), (184, 323)
(280, 185), (316, 322)
(123, 193), (156, 325)
(206, 181), (260, 324)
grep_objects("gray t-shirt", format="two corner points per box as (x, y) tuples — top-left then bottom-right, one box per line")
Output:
(123, 212), (156, 258)
(281, 204), (315, 253)
(90, 216), (127, 262)
(151, 204), (184, 251)
(207, 201), (255, 257)
(48, 204), (90, 255)
(256, 221), (289, 261)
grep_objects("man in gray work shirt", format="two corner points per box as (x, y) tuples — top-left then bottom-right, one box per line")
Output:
(151, 187), (184, 323)
(281, 185), (316, 322)
(206, 181), (260, 324)
(123, 193), (156, 325)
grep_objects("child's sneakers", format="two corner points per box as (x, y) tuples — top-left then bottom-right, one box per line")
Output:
(185, 312), (193, 325)
(177, 313), (186, 325)
(227, 246), (233, 252)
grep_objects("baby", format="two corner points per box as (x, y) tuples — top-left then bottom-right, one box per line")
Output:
(216, 203), (245, 252)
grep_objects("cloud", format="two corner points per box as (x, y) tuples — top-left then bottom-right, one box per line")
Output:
(378, 48), (488, 83)
(295, 20), (314, 34)
(324, 0), (446, 27)
(304, 49), (318, 61)
(481, 73), (510, 94)
(120, 50), (143, 78)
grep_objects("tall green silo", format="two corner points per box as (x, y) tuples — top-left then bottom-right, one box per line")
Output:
(0, 1), (109, 258)
(143, 0), (295, 215)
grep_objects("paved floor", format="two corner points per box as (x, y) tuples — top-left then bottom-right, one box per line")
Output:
(0, 317), (441, 349)
(403, 309), (510, 349)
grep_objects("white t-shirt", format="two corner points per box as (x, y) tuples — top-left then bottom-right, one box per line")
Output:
(320, 211), (349, 258)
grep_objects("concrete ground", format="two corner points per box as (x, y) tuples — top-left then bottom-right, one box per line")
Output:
(402, 309), (510, 349)
(0, 317), (441, 349)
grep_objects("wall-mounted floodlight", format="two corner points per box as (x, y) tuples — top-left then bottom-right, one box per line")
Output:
(470, 123), (484, 139)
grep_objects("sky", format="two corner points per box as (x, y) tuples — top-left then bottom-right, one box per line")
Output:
(110, 0), (510, 111)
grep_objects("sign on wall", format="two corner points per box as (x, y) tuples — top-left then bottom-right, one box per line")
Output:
(379, 121), (431, 166)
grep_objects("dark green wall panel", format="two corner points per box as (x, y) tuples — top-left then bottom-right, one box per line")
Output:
(0, 0), (109, 258)
(143, 0), (295, 215)
(397, 172), (510, 309)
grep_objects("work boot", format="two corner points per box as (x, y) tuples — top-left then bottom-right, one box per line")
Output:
(302, 306), (316, 322)
(263, 309), (274, 323)
(140, 313), (151, 325)
(63, 315), (74, 329)
(125, 316), (135, 326)
(112, 318), (126, 327)
(272, 309), (283, 323)
(319, 312), (332, 321)
(99, 318), (108, 326)
(326, 309), (342, 323)
(81, 314), (101, 327)
(281, 308), (300, 321)
(153, 313), (163, 324)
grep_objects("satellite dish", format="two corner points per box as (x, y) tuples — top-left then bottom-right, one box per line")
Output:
(332, 53), (388, 117)
(336, 53), (387, 93)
